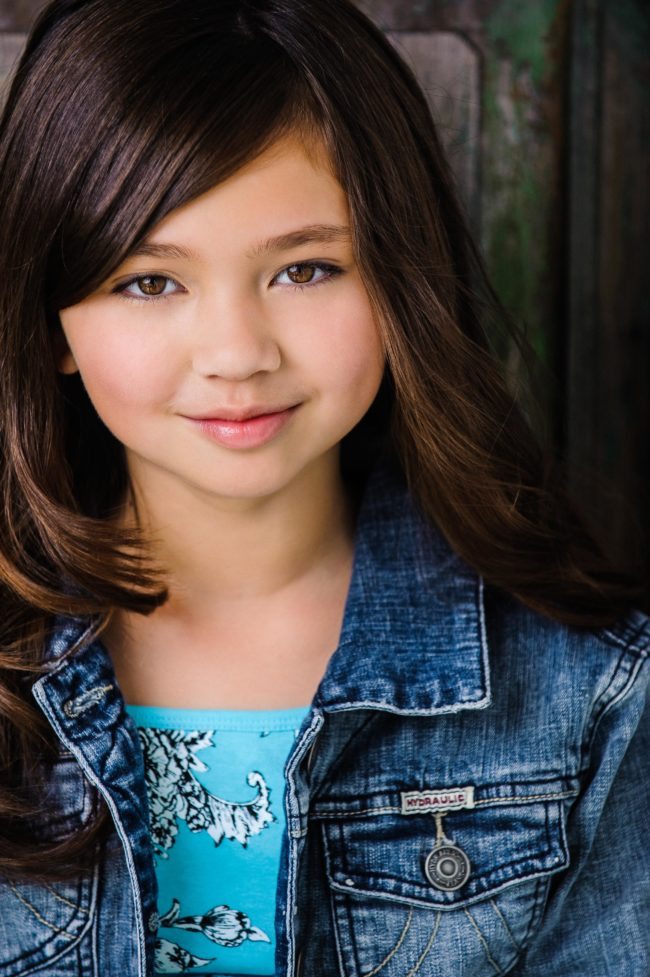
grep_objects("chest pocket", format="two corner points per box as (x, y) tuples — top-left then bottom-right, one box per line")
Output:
(315, 780), (574, 977)
(0, 755), (99, 977)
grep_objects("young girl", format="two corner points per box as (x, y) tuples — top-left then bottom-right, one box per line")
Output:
(0, 1), (647, 975)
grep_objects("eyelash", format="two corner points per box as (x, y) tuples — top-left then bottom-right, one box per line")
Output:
(273, 262), (342, 291)
(112, 261), (343, 303)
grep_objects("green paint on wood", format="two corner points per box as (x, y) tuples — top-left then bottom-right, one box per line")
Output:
(480, 0), (564, 374)
(482, 85), (554, 363)
(486, 0), (560, 86)
(606, 0), (650, 60)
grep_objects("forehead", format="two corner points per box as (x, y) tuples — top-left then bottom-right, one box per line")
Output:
(139, 133), (349, 254)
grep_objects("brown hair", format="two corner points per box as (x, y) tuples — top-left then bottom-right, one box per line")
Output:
(0, 0), (643, 878)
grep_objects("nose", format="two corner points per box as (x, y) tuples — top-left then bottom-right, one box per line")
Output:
(191, 292), (281, 380)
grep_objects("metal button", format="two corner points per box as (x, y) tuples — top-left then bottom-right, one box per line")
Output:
(62, 683), (114, 718)
(424, 843), (471, 891)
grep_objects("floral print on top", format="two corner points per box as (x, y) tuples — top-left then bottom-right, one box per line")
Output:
(125, 705), (309, 976)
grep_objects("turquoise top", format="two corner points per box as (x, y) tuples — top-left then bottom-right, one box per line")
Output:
(125, 704), (309, 976)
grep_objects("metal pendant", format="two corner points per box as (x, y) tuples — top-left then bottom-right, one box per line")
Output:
(424, 842), (471, 890)
(424, 811), (471, 891)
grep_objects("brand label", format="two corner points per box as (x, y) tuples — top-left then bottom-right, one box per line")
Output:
(400, 786), (475, 815)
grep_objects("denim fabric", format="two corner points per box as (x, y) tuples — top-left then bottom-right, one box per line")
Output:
(7, 467), (647, 976)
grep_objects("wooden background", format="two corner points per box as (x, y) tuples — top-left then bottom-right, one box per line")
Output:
(1, 0), (648, 581)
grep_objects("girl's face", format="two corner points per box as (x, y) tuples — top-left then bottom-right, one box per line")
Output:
(58, 135), (385, 508)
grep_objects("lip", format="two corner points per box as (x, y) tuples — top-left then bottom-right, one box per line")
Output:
(186, 404), (297, 422)
(184, 404), (300, 449)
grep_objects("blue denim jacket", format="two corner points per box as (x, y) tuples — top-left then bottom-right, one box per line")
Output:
(9, 468), (649, 976)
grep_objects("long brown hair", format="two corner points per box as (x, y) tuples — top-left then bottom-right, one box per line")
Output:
(0, 0), (643, 878)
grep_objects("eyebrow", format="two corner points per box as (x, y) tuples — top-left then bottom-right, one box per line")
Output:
(128, 242), (198, 261)
(128, 224), (351, 263)
(247, 224), (351, 257)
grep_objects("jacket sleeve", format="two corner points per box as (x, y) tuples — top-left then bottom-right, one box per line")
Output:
(514, 641), (650, 977)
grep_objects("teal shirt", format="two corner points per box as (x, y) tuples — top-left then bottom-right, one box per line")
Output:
(125, 705), (309, 976)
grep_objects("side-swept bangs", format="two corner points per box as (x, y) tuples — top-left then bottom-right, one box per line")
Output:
(35, 6), (324, 310)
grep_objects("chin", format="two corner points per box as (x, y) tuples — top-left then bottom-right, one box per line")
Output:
(191, 458), (313, 503)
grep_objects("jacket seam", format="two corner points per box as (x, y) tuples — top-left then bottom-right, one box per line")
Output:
(308, 712), (384, 801)
(30, 683), (148, 977)
(328, 882), (349, 977)
(311, 790), (579, 819)
(581, 647), (648, 767)
(43, 620), (102, 669)
(511, 875), (553, 972)
(464, 906), (504, 975)
(8, 883), (76, 941)
(323, 697), (490, 715)
(477, 576), (492, 710)
(325, 858), (568, 913)
(598, 616), (650, 657)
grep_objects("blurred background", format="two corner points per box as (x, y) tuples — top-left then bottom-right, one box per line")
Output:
(1, 0), (648, 584)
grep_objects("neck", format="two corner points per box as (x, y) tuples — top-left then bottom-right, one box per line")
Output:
(120, 451), (354, 614)
(104, 451), (358, 708)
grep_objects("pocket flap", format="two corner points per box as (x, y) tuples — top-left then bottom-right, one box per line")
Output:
(318, 780), (572, 910)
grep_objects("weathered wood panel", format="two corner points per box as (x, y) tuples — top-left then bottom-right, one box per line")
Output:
(364, 0), (648, 575)
(387, 32), (481, 225)
(0, 30), (24, 93)
(598, 0), (650, 570)
(568, 0), (650, 570)
(0, 0), (45, 31)
(364, 0), (568, 422)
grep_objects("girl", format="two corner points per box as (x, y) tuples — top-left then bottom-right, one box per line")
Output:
(0, 1), (647, 975)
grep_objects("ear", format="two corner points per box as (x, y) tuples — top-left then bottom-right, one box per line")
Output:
(59, 349), (79, 375)
(52, 328), (79, 375)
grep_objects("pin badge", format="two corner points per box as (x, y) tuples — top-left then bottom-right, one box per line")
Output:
(424, 812), (471, 892)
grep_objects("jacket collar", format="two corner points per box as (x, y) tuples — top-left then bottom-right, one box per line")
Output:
(41, 467), (491, 717)
(313, 466), (491, 715)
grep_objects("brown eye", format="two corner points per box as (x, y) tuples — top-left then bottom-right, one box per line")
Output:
(137, 275), (168, 295)
(273, 262), (340, 289)
(286, 264), (316, 284)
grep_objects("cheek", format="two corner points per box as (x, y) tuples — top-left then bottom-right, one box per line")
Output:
(319, 303), (384, 407)
(60, 319), (176, 423)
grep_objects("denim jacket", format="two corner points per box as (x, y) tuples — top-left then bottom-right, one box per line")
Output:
(7, 468), (648, 976)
